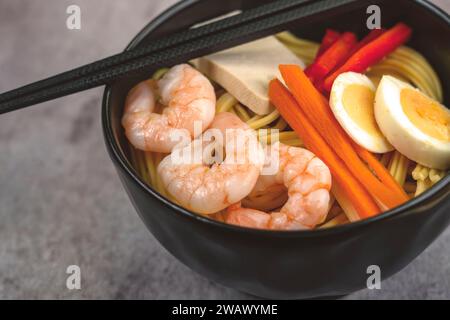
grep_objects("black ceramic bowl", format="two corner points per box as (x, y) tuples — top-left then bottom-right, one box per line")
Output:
(102, 0), (450, 299)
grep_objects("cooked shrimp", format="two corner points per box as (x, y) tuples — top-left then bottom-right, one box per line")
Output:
(122, 64), (216, 153)
(157, 112), (264, 214)
(224, 142), (332, 230)
(223, 203), (308, 230)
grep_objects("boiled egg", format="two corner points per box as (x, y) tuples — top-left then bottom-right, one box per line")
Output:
(330, 72), (393, 153)
(375, 75), (450, 170)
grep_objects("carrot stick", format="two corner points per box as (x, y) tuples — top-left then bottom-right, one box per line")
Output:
(279, 64), (409, 209)
(269, 79), (380, 218)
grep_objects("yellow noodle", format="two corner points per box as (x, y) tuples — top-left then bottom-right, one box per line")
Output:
(248, 110), (280, 129)
(420, 166), (430, 180)
(276, 32), (320, 48)
(282, 139), (303, 147)
(284, 45), (318, 57)
(234, 103), (251, 121)
(144, 152), (157, 186)
(411, 166), (446, 196)
(390, 54), (439, 101)
(153, 153), (167, 197)
(415, 178), (434, 196)
(385, 52), (439, 98)
(276, 32), (319, 66)
(410, 163), (445, 196)
(392, 47), (443, 101)
(397, 155), (410, 187)
(217, 92), (238, 113)
(128, 144), (138, 170)
(331, 183), (360, 223)
(228, 107), (237, 115)
(246, 114), (263, 123)
(388, 151), (400, 176)
(283, 46), (316, 65)
(371, 59), (436, 98)
(258, 130), (298, 142)
(412, 164), (429, 181)
(367, 69), (410, 86)
(319, 213), (349, 229)
(136, 151), (149, 182)
(429, 169), (445, 184)
(387, 151), (409, 187)
(152, 67), (170, 80)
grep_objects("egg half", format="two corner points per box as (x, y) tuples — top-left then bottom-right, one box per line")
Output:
(375, 75), (450, 170)
(330, 72), (393, 153)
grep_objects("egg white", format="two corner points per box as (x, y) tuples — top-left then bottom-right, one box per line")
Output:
(330, 72), (393, 153)
(374, 75), (450, 170)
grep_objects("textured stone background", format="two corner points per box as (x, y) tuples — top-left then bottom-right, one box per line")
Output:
(0, 0), (449, 299)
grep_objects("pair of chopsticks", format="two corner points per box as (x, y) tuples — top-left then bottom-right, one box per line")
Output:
(0, 0), (360, 114)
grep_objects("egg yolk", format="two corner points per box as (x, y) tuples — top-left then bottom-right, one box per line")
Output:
(401, 88), (450, 141)
(342, 84), (384, 138)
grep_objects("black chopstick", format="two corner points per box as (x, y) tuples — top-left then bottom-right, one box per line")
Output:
(0, 0), (360, 114)
(0, 0), (312, 105)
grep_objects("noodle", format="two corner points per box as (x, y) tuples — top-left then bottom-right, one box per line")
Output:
(144, 152), (157, 186)
(126, 31), (446, 228)
(248, 109), (280, 129)
(388, 151), (410, 187)
(412, 164), (446, 196)
(276, 32), (319, 65)
(152, 67), (169, 80)
(282, 139), (303, 147)
(233, 103), (251, 121)
(319, 213), (349, 229)
(216, 92), (237, 112)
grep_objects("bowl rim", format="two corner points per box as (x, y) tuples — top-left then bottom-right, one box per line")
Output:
(102, 0), (450, 237)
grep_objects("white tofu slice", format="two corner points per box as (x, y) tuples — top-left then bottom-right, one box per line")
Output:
(192, 36), (305, 115)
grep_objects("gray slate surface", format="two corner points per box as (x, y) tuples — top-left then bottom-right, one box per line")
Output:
(0, 0), (449, 299)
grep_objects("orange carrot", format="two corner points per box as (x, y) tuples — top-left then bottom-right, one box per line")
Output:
(269, 79), (380, 218)
(279, 64), (409, 209)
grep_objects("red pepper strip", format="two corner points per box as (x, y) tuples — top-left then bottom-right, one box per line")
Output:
(316, 29), (341, 57)
(349, 28), (386, 56)
(305, 32), (357, 82)
(323, 23), (412, 92)
(314, 29), (386, 95)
